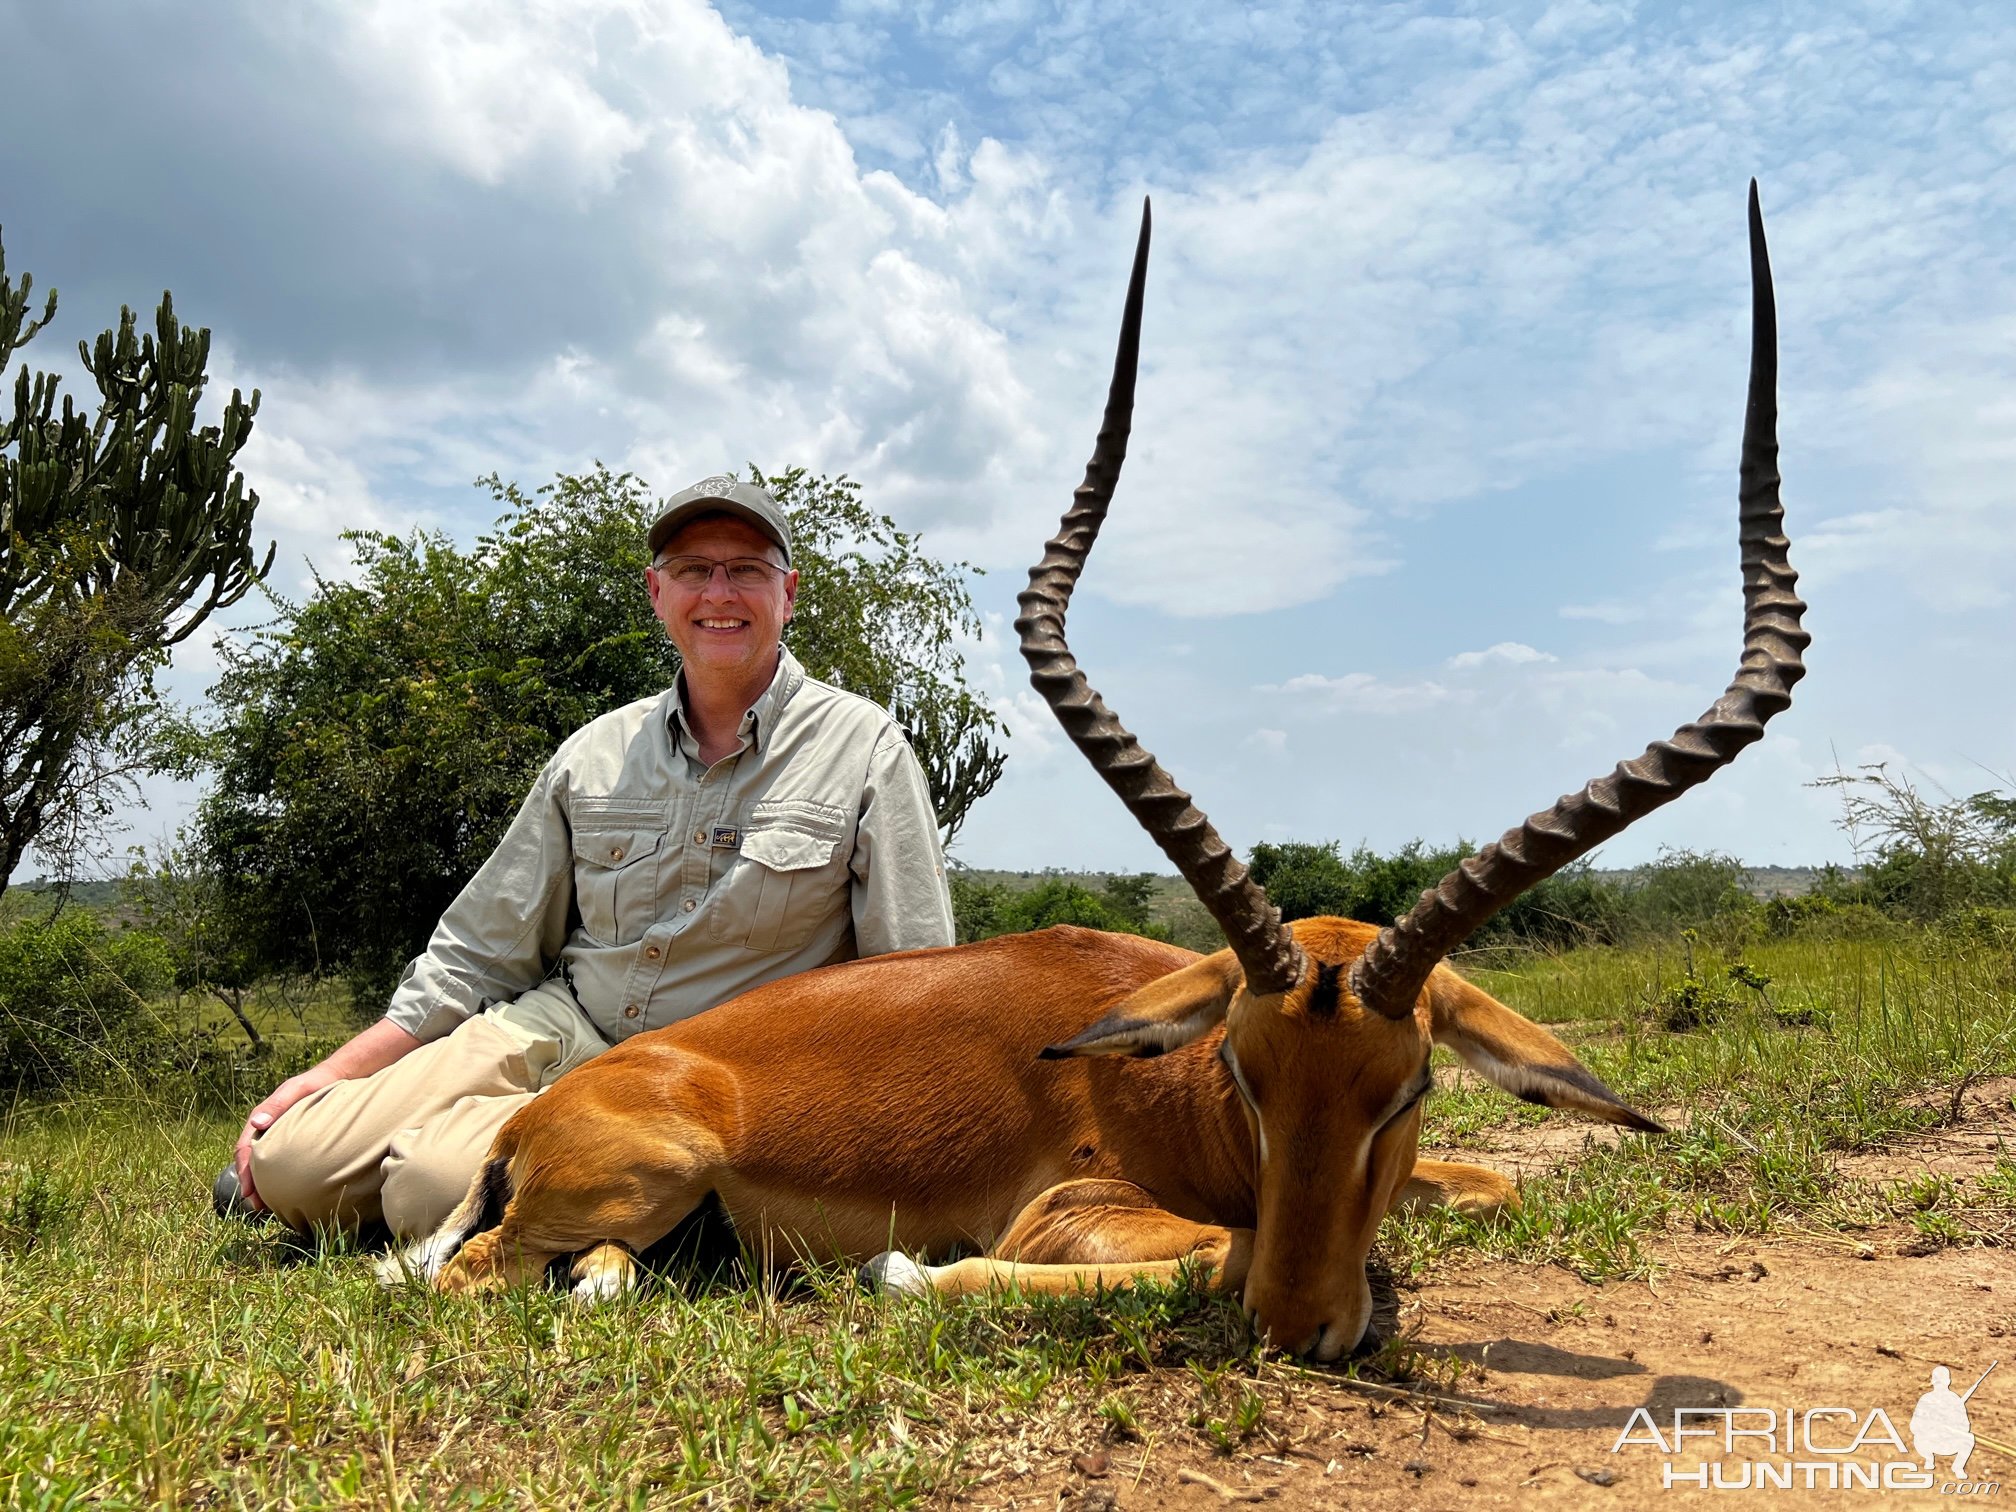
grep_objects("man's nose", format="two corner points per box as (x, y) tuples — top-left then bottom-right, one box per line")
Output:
(696, 563), (743, 593)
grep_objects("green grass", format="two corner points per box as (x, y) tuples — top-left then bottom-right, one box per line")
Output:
(0, 1114), (1277, 1506)
(1393, 928), (2016, 1280)
(2, 927), (2012, 1505)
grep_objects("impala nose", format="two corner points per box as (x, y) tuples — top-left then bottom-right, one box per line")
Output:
(1310, 1315), (1377, 1363)
(1244, 1276), (1375, 1360)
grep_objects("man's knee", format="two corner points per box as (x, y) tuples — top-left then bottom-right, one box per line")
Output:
(380, 1140), (478, 1241)
(247, 1110), (383, 1234)
(380, 1092), (533, 1240)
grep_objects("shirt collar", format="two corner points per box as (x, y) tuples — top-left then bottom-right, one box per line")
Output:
(667, 644), (805, 756)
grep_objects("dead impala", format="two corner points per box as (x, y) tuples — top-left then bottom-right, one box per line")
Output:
(385, 185), (1806, 1360)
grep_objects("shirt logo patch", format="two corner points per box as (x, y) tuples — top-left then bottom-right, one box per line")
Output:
(710, 826), (741, 850)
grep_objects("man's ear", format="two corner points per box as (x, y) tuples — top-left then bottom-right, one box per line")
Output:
(1429, 970), (1665, 1132)
(1040, 950), (1243, 1059)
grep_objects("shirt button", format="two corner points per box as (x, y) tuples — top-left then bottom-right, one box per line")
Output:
(681, 898), (696, 913)
(693, 830), (706, 845)
(623, 1005), (639, 1019)
(608, 845), (625, 861)
(645, 945), (662, 960)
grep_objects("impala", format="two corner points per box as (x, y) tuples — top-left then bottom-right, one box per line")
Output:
(386, 186), (1806, 1359)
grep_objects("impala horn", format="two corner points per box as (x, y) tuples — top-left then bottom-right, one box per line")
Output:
(1017, 199), (1305, 997)
(1349, 181), (1809, 1020)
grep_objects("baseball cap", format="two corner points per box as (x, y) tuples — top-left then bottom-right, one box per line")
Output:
(648, 475), (793, 565)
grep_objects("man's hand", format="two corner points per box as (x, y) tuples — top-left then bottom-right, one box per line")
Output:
(233, 1070), (337, 1211)
(232, 1017), (427, 1213)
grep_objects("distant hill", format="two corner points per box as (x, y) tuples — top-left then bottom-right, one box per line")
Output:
(7, 878), (126, 910)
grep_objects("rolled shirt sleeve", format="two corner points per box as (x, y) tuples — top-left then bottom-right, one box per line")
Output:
(383, 761), (575, 1043)
(850, 725), (955, 955)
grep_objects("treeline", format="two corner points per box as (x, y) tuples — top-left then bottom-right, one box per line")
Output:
(4, 772), (2012, 1097)
(950, 766), (2016, 958)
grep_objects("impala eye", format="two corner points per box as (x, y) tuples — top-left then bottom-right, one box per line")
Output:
(1384, 1070), (1433, 1125)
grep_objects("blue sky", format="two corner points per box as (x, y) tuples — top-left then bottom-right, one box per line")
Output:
(4, 0), (2012, 879)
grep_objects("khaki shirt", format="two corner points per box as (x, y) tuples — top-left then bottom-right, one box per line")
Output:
(384, 647), (954, 1045)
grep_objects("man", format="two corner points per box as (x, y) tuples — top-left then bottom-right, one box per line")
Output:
(218, 475), (956, 1237)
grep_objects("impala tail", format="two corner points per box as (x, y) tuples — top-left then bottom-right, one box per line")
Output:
(373, 1152), (515, 1287)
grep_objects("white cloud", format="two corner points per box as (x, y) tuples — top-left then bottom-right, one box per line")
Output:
(1447, 641), (1558, 669)
(305, 0), (653, 192)
(16, 0), (2016, 880)
(1258, 672), (1456, 715)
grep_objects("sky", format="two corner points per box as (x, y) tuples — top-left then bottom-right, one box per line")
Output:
(3, 0), (2012, 881)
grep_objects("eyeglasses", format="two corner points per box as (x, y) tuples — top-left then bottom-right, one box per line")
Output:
(651, 555), (787, 590)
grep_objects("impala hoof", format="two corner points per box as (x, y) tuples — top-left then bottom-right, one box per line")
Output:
(372, 1249), (421, 1289)
(373, 1230), (455, 1289)
(570, 1268), (635, 1305)
(860, 1250), (931, 1297)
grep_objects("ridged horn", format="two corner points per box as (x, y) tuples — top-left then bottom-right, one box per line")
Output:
(1017, 199), (1305, 997)
(1349, 181), (1808, 1021)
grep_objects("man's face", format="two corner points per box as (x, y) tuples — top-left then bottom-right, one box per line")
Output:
(644, 515), (798, 686)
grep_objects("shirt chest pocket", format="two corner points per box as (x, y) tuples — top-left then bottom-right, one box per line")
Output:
(707, 801), (850, 954)
(571, 821), (666, 946)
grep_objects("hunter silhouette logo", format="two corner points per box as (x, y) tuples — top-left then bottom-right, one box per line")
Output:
(1915, 1363), (1998, 1481)
(1612, 1358), (2006, 1494)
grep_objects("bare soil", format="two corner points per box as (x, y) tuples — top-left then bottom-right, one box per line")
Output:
(1839, 1077), (2016, 1187)
(959, 1086), (2016, 1511)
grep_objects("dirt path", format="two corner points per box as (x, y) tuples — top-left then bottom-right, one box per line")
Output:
(963, 1084), (2016, 1510)
(967, 1237), (2012, 1511)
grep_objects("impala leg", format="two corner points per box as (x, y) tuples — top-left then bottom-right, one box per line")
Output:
(1394, 1157), (1520, 1218)
(869, 1179), (1253, 1300)
(568, 1240), (640, 1302)
(433, 1224), (566, 1293)
(432, 1065), (731, 1295)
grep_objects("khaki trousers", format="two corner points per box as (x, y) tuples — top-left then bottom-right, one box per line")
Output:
(247, 981), (610, 1239)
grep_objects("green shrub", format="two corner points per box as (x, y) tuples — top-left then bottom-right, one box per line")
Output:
(1247, 840), (1633, 949)
(1651, 934), (1774, 1032)
(0, 1164), (81, 1254)
(1760, 894), (1894, 941)
(950, 874), (1174, 945)
(1625, 849), (1756, 939)
(950, 873), (1005, 944)
(0, 910), (174, 1093)
(994, 880), (1172, 941)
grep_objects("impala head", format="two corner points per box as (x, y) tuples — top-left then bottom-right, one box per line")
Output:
(1020, 192), (1806, 1360)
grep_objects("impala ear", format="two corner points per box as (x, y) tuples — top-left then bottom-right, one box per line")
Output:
(1428, 970), (1665, 1133)
(1040, 950), (1243, 1059)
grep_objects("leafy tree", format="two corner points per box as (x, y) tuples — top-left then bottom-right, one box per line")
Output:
(0, 230), (269, 901)
(1247, 838), (1629, 950)
(950, 874), (1171, 944)
(193, 466), (1005, 1009)
(1813, 764), (2016, 921)
(1623, 848), (1754, 937)
(125, 834), (267, 1050)
(764, 467), (1005, 845)
(1098, 873), (1160, 934)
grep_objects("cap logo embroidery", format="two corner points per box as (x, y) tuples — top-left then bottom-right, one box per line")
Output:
(697, 475), (736, 496)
